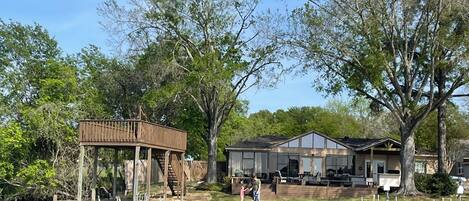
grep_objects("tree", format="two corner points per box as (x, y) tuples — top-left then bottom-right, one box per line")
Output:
(292, 0), (469, 195)
(100, 0), (284, 183)
(0, 20), (87, 199)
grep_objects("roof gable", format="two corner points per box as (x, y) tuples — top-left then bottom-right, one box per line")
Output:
(338, 137), (401, 151)
(273, 130), (352, 149)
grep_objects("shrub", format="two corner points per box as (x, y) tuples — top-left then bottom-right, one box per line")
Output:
(415, 173), (432, 194)
(415, 173), (457, 196)
(428, 173), (457, 196)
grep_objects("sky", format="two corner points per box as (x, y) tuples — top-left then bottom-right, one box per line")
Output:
(0, 0), (345, 114)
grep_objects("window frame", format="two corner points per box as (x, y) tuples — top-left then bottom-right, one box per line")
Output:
(415, 161), (427, 174)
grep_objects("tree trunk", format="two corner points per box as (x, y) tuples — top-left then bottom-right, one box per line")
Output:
(436, 69), (448, 174)
(398, 122), (419, 195)
(437, 100), (448, 173)
(206, 124), (219, 183)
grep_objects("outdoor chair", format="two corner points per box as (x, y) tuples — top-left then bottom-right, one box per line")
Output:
(274, 170), (287, 183)
(306, 172), (321, 185)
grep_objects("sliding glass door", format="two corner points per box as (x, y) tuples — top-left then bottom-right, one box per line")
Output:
(302, 157), (323, 176)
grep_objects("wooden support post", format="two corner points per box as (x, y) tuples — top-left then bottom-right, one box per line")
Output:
(91, 147), (99, 201)
(163, 150), (170, 200)
(112, 148), (118, 199)
(133, 146), (141, 201)
(181, 153), (185, 201)
(146, 148), (152, 200)
(370, 148), (374, 185)
(77, 146), (85, 201)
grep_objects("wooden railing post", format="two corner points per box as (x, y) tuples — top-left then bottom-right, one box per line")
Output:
(137, 120), (141, 141)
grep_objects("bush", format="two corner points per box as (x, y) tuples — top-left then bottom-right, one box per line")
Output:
(415, 173), (457, 196)
(415, 173), (432, 194)
(428, 173), (457, 196)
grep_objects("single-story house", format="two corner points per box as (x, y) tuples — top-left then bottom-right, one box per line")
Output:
(225, 130), (469, 186)
(450, 140), (469, 179)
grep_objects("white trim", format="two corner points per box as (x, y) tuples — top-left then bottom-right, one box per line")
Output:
(356, 138), (401, 151)
(271, 130), (353, 149)
(365, 160), (386, 182)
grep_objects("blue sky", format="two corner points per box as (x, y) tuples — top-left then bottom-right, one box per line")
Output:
(0, 0), (347, 114)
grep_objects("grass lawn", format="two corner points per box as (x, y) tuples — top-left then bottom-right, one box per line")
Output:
(208, 191), (467, 201)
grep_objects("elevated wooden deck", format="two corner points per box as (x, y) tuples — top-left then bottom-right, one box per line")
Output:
(79, 120), (187, 152)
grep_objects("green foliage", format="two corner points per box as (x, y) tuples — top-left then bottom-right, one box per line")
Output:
(16, 160), (57, 189)
(428, 173), (457, 196)
(415, 173), (433, 194)
(415, 173), (457, 196)
(0, 20), (110, 200)
(415, 106), (469, 152)
(100, 0), (284, 182)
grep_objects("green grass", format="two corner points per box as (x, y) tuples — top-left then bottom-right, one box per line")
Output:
(208, 191), (467, 201)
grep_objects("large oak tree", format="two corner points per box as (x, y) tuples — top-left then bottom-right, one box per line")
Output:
(291, 0), (469, 195)
(100, 0), (284, 183)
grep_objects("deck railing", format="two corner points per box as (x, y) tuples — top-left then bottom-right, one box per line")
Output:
(79, 120), (187, 151)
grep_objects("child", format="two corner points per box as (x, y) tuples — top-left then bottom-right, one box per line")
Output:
(240, 184), (249, 201)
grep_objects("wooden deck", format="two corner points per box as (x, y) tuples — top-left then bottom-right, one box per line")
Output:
(79, 120), (187, 152)
(231, 178), (376, 199)
(276, 184), (377, 199)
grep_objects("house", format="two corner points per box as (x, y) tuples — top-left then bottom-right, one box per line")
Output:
(450, 140), (469, 180)
(225, 130), (442, 187)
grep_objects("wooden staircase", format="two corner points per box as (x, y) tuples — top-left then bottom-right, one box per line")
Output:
(155, 151), (186, 197)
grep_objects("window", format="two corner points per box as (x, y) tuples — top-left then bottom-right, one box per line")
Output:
(457, 162), (464, 175)
(288, 155), (299, 177)
(278, 153), (289, 177)
(288, 139), (299, 147)
(279, 142), (288, 147)
(325, 155), (353, 175)
(313, 158), (323, 176)
(415, 161), (427, 174)
(326, 140), (337, 149)
(301, 134), (313, 148)
(231, 151), (270, 178)
(230, 152), (242, 176)
(313, 134), (325, 148)
(337, 144), (346, 149)
(255, 152), (268, 179)
(242, 152), (254, 176)
(302, 157), (323, 176)
(302, 157), (312, 175)
(268, 152), (278, 178)
(277, 153), (299, 177)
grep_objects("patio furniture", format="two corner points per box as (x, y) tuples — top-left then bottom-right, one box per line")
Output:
(306, 172), (321, 185)
(274, 170), (287, 183)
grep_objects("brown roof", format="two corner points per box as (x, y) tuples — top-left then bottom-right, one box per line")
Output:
(337, 137), (401, 151)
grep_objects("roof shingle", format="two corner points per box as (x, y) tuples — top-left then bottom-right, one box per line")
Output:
(226, 135), (289, 149)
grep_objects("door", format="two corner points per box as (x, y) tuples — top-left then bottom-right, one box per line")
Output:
(365, 160), (385, 182)
(312, 158), (322, 176)
(301, 157), (322, 176)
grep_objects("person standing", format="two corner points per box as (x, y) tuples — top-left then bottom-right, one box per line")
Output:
(250, 175), (261, 201)
(457, 179), (464, 201)
(240, 184), (249, 201)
